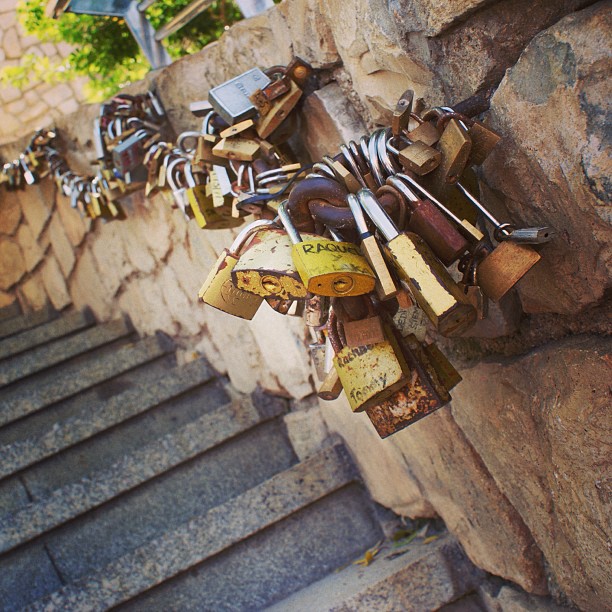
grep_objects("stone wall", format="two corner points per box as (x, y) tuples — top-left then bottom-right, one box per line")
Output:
(0, 1), (610, 610)
(0, 0), (86, 144)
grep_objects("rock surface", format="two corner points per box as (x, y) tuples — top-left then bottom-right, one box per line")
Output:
(483, 3), (612, 314)
(452, 335), (612, 610)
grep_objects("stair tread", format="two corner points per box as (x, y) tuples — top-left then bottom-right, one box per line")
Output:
(26, 444), (357, 611)
(124, 485), (382, 612)
(0, 307), (55, 341)
(0, 318), (131, 387)
(0, 335), (170, 428)
(0, 358), (215, 480)
(266, 533), (484, 612)
(0, 301), (21, 323)
(0, 394), (285, 553)
(0, 310), (93, 361)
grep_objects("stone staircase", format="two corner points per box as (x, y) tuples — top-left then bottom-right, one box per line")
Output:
(0, 307), (484, 611)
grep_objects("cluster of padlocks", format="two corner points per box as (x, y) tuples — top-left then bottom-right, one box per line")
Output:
(197, 83), (554, 438)
(0, 60), (553, 438)
(0, 92), (168, 220)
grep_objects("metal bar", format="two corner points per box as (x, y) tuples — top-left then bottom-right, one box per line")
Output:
(124, 3), (172, 69)
(137, 0), (157, 11)
(154, 0), (215, 41)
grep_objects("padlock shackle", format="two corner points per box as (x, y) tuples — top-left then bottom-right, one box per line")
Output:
(357, 189), (399, 242)
(346, 193), (369, 236)
(277, 200), (303, 245)
(326, 308), (343, 355)
(229, 218), (278, 256)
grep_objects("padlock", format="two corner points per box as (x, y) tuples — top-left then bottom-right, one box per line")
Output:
(208, 67), (272, 125)
(185, 162), (230, 229)
(198, 220), (277, 319)
(394, 140), (442, 176)
(212, 138), (260, 162)
(346, 193), (397, 300)
(231, 219), (316, 300)
(434, 118), (472, 184)
(166, 157), (192, 220)
(285, 56), (313, 88)
(254, 78), (302, 140)
(279, 202), (377, 298)
(476, 241), (541, 302)
(328, 308), (411, 412)
(407, 119), (440, 147)
(392, 90), (413, 138)
(111, 129), (149, 176)
(385, 176), (469, 266)
(364, 333), (454, 438)
(358, 189), (477, 337)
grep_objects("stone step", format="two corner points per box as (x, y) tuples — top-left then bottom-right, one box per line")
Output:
(0, 309), (94, 361)
(0, 318), (131, 387)
(0, 392), (286, 554)
(27, 445), (369, 611)
(266, 533), (485, 612)
(0, 357), (216, 480)
(0, 306), (55, 341)
(0, 301), (21, 322)
(0, 334), (173, 428)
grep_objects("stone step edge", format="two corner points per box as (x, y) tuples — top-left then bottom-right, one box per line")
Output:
(265, 533), (485, 612)
(0, 392), (286, 554)
(26, 444), (356, 612)
(0, 318), (132, 388)
(0, 310), (94, 362)
(0, 301), (22, 323)
(0, 306), (56, 341)
(0, 334), (173, 428)
(0, 358), (216, 481)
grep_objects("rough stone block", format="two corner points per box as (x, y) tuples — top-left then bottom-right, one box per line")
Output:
(55, 192), (88, 247)
(48, 215), (75, 278)
(429, 0), (594, 101)
(114, 218), (156, 275)
(249, 305), (314, 399)
(117, 275), (176, 337)
(0, 238), (25, 290)
(89, 224), (132, 298)
(19, 188), (51, 238)
(274, 0), (340, 68)
(18, 272), (48, 311)
(0, 189), (21, 235)
(0, 290), (17, 309)
(284, 402), (330, 460)
(451, 335), (612, 610)
(16, 221), (44, 272)
(69, 250), (112, 321)
(319, 0), (440, 124)
(300, 82), (367, 161)
(40, 255), (71, 310)
(483, 3), (612, 314)
(319, 395), (433, 518)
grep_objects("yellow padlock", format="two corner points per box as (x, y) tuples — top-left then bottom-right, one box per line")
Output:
(278, 201), (377, 297)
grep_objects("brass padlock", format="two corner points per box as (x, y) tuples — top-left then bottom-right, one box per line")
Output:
(185, 162), (226, 229)
(395, 140), (442, 176)
(198, 220), (276, 319)
(279, 202), (377, 298)
(231, 219), (318, 299)
(476, 241), (541, 302)
(329, 309), (411, 412)
(365, 332), (453, 438)
(435, 118), (472, 184)
(255, 79), (302, 140)
(347, 193), (398, 300)
(358, 189), (476, 337)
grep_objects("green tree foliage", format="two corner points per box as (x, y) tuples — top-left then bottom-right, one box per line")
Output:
(1, 0), (242, 101)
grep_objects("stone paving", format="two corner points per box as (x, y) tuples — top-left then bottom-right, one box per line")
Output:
(0, 0), (86, 144)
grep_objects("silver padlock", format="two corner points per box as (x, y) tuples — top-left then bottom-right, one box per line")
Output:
(208, 68), (271, 125)
(112, 129), (149, 176)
